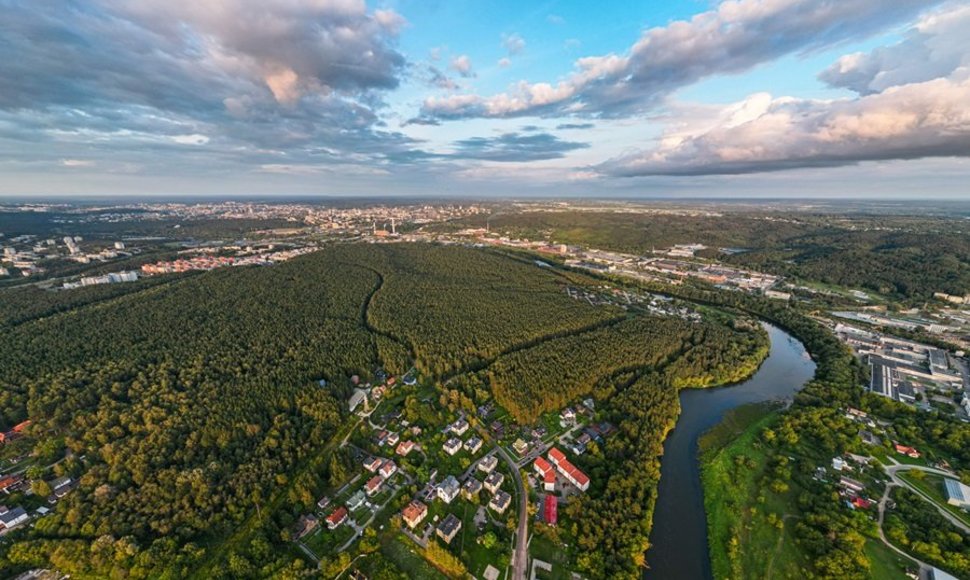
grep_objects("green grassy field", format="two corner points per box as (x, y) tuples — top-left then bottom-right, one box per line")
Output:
(863, 537), (915, 580)
(379, 535), (448, 579)
(701, 404), (810, 579)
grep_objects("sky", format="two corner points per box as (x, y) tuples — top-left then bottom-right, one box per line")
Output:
(1, 0), (969, 199)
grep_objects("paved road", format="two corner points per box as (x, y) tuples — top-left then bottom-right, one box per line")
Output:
(496, 444), (528, 580)
(884, 464), (970, 534)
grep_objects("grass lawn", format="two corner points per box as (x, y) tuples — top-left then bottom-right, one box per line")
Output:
(898, 471), (970, 528)
(379, 534), (448, 579)
(304, 522), (355, 557)
(455, 501), (510, 576)
(700, 403), (809, 580)
(529, 533), (572, 580)
(863, 537), (915, 580)
(891, 452), (928, 467)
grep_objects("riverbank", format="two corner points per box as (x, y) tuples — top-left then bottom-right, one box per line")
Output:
(644, 324), (815, 580)
(700, 403), (808, 579)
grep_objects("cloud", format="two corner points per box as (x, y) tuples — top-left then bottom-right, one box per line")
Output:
(599, 71), (970, 176)
(401, 116), (441, 127)
(451, 132), (589, 162)
(498, 58), (512, 68)
(426, 66), (459, 90)
(421, 0), (937, 120)
(450, 55), (474, 78)
(547, 14), (565, 25)
(819, 3), (970, 95)
(501, 33), (526, 56)
(556, 123), (594, 130)
(61, 159), (94, 168)
(0, 0), (414, 172)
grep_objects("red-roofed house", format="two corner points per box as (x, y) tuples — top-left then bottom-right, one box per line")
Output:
(547, 448), (589, 492)
(544, 494), (558, 526)
(548, 447), (566, 466)
(0, 474), (24, 494)
(894, 444), (920, 459)
(396, 440), (415, 457)
(365, 475), (383, 496)
(326, 506), (348, 529)
(379, 460), (398, 479)
(402, 500), (427, 529)
(543, 470), (556, 492)
(11, 420), (30, 433)
(534, 457), (553, 478)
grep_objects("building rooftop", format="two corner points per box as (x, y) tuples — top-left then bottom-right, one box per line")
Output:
(437, 513), (462, 536)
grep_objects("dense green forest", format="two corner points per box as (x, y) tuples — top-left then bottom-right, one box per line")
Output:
(444, 210), (970, 299)
(0, 242), (768, 578)
(464, 316), (766, 424)
(884, 487), (970, 577)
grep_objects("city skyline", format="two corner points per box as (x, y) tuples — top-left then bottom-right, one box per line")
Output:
(1, 0), (969, 198)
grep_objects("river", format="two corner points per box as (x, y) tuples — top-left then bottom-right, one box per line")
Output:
(644, 323), (816, 580)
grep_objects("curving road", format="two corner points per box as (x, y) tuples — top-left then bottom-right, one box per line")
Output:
(496, 444), (528, 580)
(876, 483), (931, 576)
(884, 463), (970, 534)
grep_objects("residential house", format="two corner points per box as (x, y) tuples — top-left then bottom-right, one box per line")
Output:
(548, 447), (590, 492)
(317, 496), (331, 510)
(443, 437), (462, 456)
(364, 456), (383, 473)
(436, 513), (462, 544)
(375, 430), (389, 446)
(512, 439), (529, 455)
(402, 500), (428, 529)
(560, 407), (576, 427)
(464, 436), (483, 454)
(534, 457), (556, 491)
(326, 506), (348, 530)
(894, 443), (921, 458)
(347, 490), (366, 511)
(0, 506), (28, 530)
(462, 477), (483, 500)
(838, 476), (866, 494)
(386, 432), (400, 447)
(484, 471), (505, 494)
(293, 514), (319, 540)
(477, 455), (498, 475)
(451, 419), (470, 436)
(542, 470), (556, 492)
(437, 475), (460, 504)
(859, 430), (880, 446)
(365, 475), (383, 497)
(379, 460), (398, 480)
(489, 490), (512, 515)
(0, 474), (24, 494)
(396, 440), (415, 457)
